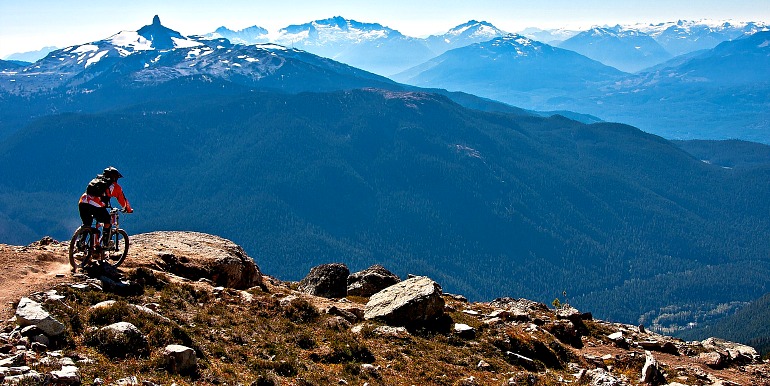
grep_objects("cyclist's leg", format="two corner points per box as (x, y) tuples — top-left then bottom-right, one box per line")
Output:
(93, 207), (111, 247)
(78, 203), (95, 227)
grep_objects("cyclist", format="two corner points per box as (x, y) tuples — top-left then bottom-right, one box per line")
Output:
(78, 166), (133, 250)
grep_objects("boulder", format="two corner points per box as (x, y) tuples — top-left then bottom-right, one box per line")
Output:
(131, 231), (263, 289)
(50, 365), (81, 385)
(640, 351), (666, 385)
(92, 322), (149, 358)
(364, 276), (445, 326)
(15, 298), (65, 337)
(347, 264), (401, 297)
(298, 263), (350, 298)
(163, 344), (197, 374)
(700, 337), (759, 364)
(699, 351), (726, 369)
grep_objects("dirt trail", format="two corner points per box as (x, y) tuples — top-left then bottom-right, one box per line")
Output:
(0, 242), (74, 318)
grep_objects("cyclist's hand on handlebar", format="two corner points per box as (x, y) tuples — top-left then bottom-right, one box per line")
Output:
(125, 207), (134, 213)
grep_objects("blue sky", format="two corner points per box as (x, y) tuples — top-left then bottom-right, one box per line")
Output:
(2, 0), (769, 58)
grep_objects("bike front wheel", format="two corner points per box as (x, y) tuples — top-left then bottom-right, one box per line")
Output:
(68, 227), (95, 272)
(103, 229), (129, 268)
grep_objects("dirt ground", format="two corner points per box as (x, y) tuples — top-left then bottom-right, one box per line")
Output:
(0, 240), (74, 319)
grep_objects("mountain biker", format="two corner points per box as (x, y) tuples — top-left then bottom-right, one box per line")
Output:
(78, 166), (133, 249)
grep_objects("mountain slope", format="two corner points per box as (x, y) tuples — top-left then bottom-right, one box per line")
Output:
(678, 292), (770, 356)
(393, 34), (627, 108)
(1, 88), (769, 330)
(558, 26), (672, 72)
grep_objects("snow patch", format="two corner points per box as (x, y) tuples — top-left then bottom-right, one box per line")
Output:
(257, 43), (289, 51)
(759, 40), (770, 48)
(73, 45), (99, 54)
(171, 37), (203, 49)
(85, 51), (108, 67)
(108, 31), (154, 52)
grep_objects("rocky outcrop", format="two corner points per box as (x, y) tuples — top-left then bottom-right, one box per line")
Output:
(132, 232), (263, 289)
(347, 264), (401, 297)
(298, 263), (350, 298)
(364, 276), (444, 326)
(14, 298), (65, 337)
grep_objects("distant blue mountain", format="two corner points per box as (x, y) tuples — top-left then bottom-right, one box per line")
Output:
(396, 30), (770, 143)
(558, 26), (672, 72)
(393, 34), (627, 106)
(642, 20), (768, 57)
(4, 46), (58, 63)
(205, 25), (269, 45)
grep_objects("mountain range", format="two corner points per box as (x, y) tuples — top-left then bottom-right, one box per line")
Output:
(558, 26), (672, 72)
(397, 29), (770, 143)
(2, 17), (770, 341)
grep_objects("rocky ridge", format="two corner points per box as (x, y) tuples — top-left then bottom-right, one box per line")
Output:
(0, 231), (768, 385)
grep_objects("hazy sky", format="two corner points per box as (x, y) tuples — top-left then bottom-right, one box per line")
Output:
(2, 0), (769, 58)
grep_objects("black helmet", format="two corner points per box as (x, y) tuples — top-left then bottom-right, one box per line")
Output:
(103, 166), (123, 180)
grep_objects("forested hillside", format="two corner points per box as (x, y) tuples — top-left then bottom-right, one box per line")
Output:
(1, 87), (769, 329)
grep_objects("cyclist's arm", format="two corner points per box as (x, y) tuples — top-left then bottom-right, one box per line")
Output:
(108, 182), (132, 211)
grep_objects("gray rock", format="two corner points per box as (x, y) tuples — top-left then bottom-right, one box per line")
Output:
(50, 365), (81, 385)
(298, 263), (350, 298)
(640, 351), (666, 385)
(699, 351), (726, 369)
(163, 344), (197, 374)
(580, 368), (630, 386)
(372, 325), (410, 339)
(701, 337), (759, 364)
(364, 276), (444, 326)
(93, 322), (149, 358)
(133, 231), (264, 289)
(15, 297), (66, 337)
(454, 323), (476, 339)
(347, 264), (401, 297)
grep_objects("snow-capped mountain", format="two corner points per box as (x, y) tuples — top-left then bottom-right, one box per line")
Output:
(558, 26), (672, 72)
(636, 20), (769, 57)
(0, 16), (396, 96)
(518, 27), (582, 44)
(393, 34), (625, 109)
(268, 16), (434, 76)
(203, 25), (270, 45)
(198, 18), (513, 76)
(425, 20), (507, 53)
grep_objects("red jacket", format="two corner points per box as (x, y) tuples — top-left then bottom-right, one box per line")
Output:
(79, 181), (131, 210)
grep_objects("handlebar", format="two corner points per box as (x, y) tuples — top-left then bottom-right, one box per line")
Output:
(108, 207), (132, 214)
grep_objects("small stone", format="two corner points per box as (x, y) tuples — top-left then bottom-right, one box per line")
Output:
(454, 323), (476, 339)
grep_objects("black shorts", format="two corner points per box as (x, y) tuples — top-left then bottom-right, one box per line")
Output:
(78, 203), (110, 227)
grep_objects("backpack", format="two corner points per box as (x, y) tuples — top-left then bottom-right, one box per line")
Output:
(86, 175), (111, 197)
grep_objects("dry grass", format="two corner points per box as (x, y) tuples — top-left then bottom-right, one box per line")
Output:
(18, 270), (595, 385)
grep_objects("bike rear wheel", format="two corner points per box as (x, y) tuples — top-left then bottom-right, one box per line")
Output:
(68, 227), (95, 272)
(103, 229), (129, 268)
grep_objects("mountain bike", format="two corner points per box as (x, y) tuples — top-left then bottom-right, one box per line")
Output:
(68, 207), (130, 272)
